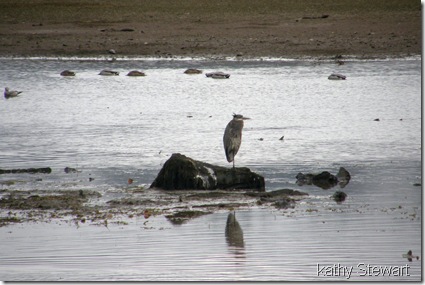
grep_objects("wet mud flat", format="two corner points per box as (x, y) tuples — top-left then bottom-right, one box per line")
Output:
(0, 0), (420, 58)
(0, 187), (308, 227)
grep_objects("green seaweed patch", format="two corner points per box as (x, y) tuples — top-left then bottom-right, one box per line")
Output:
(0, 189), (101, 210)
(165, 210), (211, 225)
(186, 191), (234, 199)
(245, 188), (308, 198)
(0, 216), (21, 227)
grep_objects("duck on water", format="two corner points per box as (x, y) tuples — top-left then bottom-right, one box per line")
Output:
(4, 87), (23, 99)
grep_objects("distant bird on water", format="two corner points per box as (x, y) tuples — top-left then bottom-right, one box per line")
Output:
(4, 87), (22, 99)
(328, 73), (346, 80)
(206, 71), (230, 79)
(223, 113), (250, 168)
(99, 69), (119, 76)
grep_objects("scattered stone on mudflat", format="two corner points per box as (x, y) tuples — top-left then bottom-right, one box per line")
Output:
(150, 153), (265, 191)
(302, 14), (329, 19)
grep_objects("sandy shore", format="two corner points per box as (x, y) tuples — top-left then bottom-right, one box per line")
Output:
(0, 0), (421, 59)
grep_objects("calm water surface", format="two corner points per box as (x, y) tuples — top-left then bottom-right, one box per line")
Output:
(0, 57), (421, 281)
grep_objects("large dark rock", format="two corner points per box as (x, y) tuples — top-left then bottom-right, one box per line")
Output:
(150, 153), (265, 191)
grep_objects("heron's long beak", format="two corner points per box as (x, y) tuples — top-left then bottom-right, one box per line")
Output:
(242, 117), (251, 120)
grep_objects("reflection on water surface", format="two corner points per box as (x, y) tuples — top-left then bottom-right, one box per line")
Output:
(0, 58), (421, 281)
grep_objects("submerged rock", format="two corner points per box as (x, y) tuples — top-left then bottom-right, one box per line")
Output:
(60, 70), (76, 76)
(336, 167), (351, 188)
(184, 68), (203, 74)
(64, 167), (80, 173)
(296, 167), (350, 190)
(150, 153), (265, 191)
(126, 70), (146, 76)
(332, 191), (347, 203)
(99, 69), (119, 76)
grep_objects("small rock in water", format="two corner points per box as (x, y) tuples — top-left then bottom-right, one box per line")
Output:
(64, 167), (79, 173)
(332, 191), (347, 203)
(60, 70), (76, 76)
(184, 68), (202, 74)
(126, 70), (146, 76)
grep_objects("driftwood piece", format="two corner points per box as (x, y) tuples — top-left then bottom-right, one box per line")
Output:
(0, 167), (52, 174)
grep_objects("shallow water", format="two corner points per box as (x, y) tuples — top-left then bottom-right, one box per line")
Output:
(0, 57), (421, 281)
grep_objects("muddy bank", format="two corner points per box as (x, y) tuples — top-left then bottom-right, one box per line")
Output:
(0, 187), (308, 227)
(0, 0), (420, 59)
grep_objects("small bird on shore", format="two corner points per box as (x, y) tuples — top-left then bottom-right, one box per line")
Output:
(223, 113), (250, 168)
(4, 87), (22, 99)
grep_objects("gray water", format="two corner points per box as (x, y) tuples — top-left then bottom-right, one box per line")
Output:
(0, 57), (421, 281)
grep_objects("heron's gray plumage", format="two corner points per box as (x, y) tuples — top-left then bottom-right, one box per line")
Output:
(223, 114), (250, 167)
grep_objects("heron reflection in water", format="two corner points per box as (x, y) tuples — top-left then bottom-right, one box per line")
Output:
(225, 212), (244, 249)
(223, 114), (250, 168)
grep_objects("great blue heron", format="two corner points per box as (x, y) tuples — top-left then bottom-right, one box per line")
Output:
(223, 114), (250, 168)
